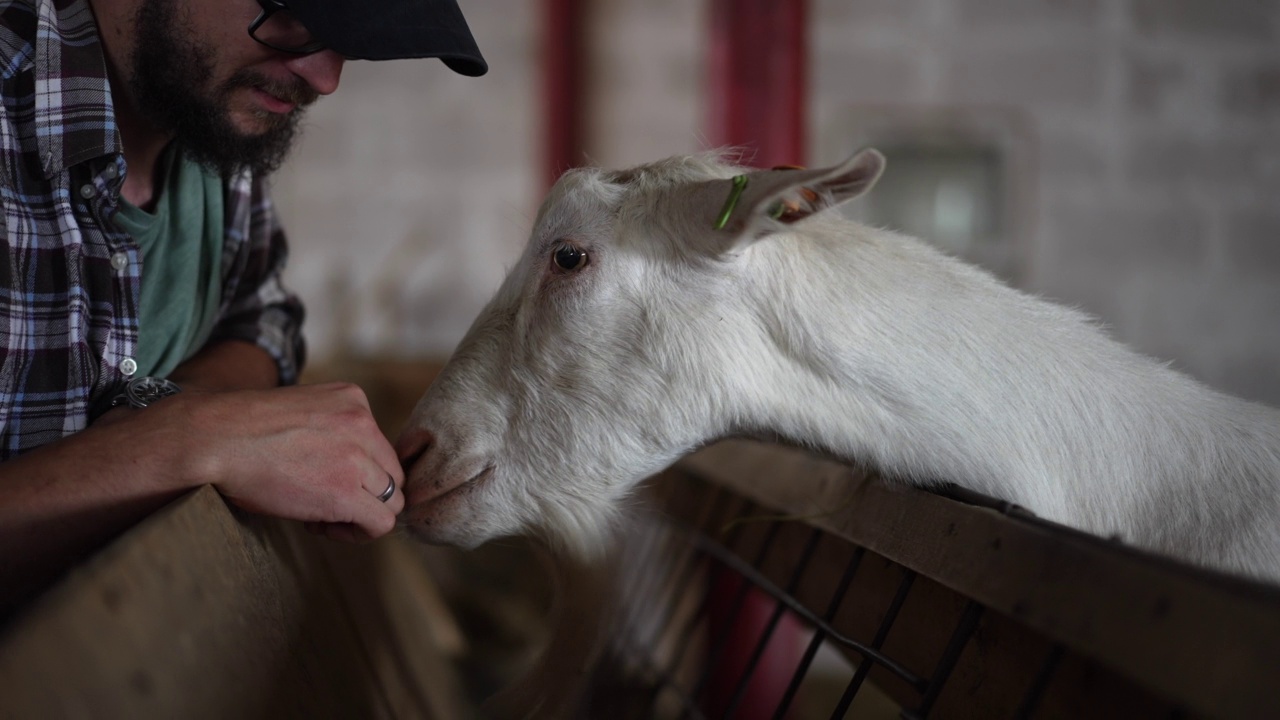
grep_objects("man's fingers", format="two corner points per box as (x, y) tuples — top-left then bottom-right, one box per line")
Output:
(359, 467), (405, 515)
(384, 478), (405, 515)
(341, 488), (398, 540)
(361, 466), (399, 499)
(189, 384), (408, 535)
(304, 521), (375, 544)
(367, 440), (406, 497)
(321, 522), (373, 544)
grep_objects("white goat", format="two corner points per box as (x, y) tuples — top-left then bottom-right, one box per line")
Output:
(398, 148), (1280, 582)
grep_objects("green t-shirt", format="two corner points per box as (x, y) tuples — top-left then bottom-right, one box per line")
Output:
(112, 144), (224, 378)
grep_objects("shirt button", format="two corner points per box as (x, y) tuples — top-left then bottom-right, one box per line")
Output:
(103, 164), (119, 180)
(79, 183), (97, 199)
(110, 252), (129, 271)
(119, 357), (138, 376)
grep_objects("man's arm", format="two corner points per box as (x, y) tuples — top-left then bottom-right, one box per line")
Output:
(168, 338), (281, 391)
(0, 371), (405, 611)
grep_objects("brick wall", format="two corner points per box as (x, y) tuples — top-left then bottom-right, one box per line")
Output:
(808, 0), (1280, 403)
(272, 0), (539, 359)
(273, 0), (1280, 404)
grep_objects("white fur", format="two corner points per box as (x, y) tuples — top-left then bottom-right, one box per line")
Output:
(399, 149), (1280, 582)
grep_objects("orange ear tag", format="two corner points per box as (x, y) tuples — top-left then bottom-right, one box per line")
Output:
(769, 186), (821, 222)
(766, 165), (816, 222)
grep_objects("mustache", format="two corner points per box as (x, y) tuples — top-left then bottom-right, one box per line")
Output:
(227, 70), (320, 107)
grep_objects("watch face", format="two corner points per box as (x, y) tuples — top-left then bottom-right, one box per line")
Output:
(127, 377), (182, 407)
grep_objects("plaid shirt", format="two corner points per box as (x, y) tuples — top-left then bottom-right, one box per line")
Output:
(0, 0), (305, 459)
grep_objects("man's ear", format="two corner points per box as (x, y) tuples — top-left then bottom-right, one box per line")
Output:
(693, 148), (885, 254)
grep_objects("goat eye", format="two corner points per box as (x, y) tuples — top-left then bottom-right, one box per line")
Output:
(552, 243), (589, 271)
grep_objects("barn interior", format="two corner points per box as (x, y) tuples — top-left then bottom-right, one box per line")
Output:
(2, 1), (1278, 718)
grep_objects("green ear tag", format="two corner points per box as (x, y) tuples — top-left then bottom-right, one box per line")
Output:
(713, 174), (749, 230)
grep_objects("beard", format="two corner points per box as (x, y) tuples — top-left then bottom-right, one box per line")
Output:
(127, 0), (319, 177)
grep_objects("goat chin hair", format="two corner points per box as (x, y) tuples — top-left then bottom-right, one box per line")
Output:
(480, 545), (615, 719)
(482, 515), (679, 720)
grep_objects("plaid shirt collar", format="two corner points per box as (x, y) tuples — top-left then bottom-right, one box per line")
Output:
(29, 0), (121, 178)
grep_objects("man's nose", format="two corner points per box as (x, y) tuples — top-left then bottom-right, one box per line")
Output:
(283, 49), (345, 96)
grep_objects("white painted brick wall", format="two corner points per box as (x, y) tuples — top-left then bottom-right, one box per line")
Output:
(272, 0), (1280, 405)
(272, 0), (539, 360)
(811, 0), (1280, 403)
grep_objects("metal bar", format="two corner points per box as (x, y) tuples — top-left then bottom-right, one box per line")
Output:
(662, 493), (761, 708)
(830, 570), (917, 719)
(721, 528), (825, 719)
(771, 548), (866, 720)
(638, 488), (734, 655)
(633, 489), (737, 717)
(689, 534), (928, 691)
(905, 601), (986, 719)
(1012, 644), (1063, 720)
(685, 521), (787, 718)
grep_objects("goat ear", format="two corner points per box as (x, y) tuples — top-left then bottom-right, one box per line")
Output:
(699, 148), (885, 253)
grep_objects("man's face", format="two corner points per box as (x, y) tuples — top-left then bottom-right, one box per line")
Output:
(127, 0), (344, 176)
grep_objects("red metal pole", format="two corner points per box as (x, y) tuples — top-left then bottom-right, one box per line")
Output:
(705, 2), (808, 718)
(707, 0), (807, 166)
(543, 0), (586, 189)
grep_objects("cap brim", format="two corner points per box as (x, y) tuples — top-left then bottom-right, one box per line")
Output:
(288, 0), (488, 76)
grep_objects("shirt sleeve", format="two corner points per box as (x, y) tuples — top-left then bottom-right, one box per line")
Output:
(209, 171), (307, 386)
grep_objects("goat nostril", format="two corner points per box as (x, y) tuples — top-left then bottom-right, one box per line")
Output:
(395, 426), (435, 471)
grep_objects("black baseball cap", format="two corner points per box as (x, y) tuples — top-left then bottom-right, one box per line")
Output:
(287, 0), (488, 76)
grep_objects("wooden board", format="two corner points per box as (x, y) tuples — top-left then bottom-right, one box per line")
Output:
(670, 440), (1280, 717)
(0, 486), (468, 720)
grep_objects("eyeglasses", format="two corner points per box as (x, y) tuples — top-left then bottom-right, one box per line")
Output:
(248, 0), (325, 54)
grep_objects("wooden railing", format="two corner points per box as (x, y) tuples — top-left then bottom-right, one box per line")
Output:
(0, 486), (470, 720)
(601, 440), (1280, 719)
(4, 435), (1278, 719)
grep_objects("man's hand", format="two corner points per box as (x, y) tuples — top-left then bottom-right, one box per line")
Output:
(93, 382), (402, 539)
(175, 382), (405, 541)
(0, 341), (405, 607)
(170, 340), (405, 540)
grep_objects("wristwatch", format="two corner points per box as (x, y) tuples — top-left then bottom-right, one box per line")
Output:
(111, 376), (183, 409)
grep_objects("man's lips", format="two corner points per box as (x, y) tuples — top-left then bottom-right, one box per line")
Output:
(252, 87), (297, 114)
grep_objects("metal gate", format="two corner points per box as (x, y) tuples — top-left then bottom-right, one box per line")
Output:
(580, 440), (1280, 719)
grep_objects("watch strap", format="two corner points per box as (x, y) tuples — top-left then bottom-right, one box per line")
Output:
(111, 376), (183, 409)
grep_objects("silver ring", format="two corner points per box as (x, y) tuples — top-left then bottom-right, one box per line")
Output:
(376, 474), (396, 503)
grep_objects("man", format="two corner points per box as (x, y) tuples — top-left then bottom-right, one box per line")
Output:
(0, 0), (486, 607)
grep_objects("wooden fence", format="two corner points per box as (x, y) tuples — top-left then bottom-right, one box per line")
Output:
(596, 440), (1280, 719)
(2, 437), (1278, 718)
(0, 486), (470, 720)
